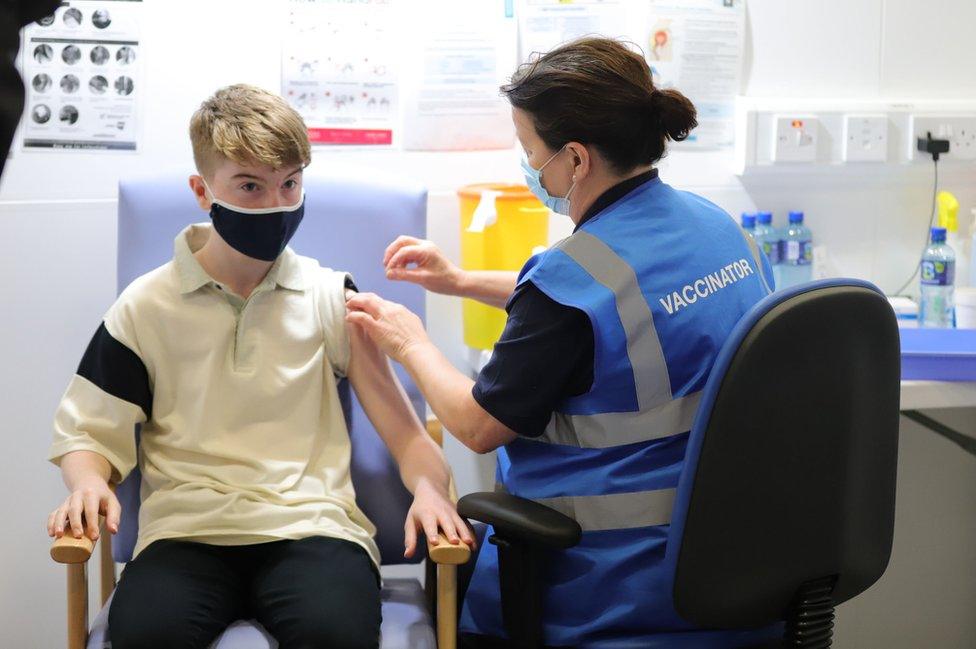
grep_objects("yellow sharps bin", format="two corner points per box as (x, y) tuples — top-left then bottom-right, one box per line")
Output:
(458, 183), (550, 350)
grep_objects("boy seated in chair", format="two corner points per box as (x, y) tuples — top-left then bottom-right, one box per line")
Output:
(45, 84), (473, 649)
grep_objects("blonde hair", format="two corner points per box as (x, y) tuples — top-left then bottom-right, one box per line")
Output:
(189, 84), (311, 178)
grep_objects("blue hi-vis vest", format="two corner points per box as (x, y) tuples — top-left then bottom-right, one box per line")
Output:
(460, 177), (781, 648)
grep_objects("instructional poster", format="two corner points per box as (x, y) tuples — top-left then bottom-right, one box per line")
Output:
(402, 0), (517, 151)
(518, 0), (629, 62)
(645, 0), (745, 149)
(282, 0), (398, 146)
(21, 0), (142, 151)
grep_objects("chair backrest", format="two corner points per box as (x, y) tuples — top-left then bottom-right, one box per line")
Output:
(667, 279), (901, 629)
(112, 167), (428, 566)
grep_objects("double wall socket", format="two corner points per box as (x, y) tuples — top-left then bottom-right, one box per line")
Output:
(909, 114), (976, 160)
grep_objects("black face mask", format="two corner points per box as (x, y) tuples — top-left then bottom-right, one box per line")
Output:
(206, 188), (305, 262)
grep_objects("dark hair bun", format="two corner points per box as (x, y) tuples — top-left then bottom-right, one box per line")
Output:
(502, 37), (699, 171)
(652, 89), (698, 142)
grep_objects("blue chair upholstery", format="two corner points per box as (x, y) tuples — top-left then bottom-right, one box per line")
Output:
(90, 167), (436, 649)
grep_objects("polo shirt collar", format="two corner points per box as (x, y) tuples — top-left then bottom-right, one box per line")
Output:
(173, 223), (305, 294)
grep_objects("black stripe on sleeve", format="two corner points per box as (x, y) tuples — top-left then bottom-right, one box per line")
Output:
(76, 322), (153, 419)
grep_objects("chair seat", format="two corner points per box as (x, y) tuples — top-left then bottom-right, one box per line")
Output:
(86, 578), (435, 649)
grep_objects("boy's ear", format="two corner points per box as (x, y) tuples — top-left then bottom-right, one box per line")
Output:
(188, 175), (212, 212)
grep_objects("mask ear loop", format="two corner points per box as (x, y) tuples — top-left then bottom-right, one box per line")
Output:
(564, 181), (578, 202)
(544, 144), (579, 202)
(564, 146), (582, 201)
(200, 178), (218, 205)
(537, 144), (567, 173)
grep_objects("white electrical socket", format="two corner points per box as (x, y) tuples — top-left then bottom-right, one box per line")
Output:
(843, 114), (888, 162)
(909, 114), (976, 161)
(772, 115), (819, 163)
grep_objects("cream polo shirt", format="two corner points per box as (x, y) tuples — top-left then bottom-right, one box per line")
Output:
(48, 224), (380, 564)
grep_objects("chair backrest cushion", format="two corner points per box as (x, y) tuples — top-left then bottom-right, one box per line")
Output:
(113, 167), (428, 565)
(669, 279), (901, 628)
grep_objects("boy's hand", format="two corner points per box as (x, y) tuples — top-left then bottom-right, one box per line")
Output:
(403, 479), (475, 559)
(47, 477), (120, 541)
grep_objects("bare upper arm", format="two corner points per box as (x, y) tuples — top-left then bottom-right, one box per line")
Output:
(345, 315), (427, 459)
(343, 286), (515, 454)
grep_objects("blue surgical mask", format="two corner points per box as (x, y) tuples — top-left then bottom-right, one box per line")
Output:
(521, 145), (577, 216)
(203, 181), (305, 262)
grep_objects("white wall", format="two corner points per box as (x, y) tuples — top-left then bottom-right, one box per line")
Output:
(3, 1), (975, 647)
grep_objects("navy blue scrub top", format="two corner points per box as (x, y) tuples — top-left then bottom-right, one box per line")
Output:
(472, 169), (659, 438)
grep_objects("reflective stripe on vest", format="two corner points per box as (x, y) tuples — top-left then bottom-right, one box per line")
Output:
(495, 482), (676, 531)
(533, 231), (697, 448)
(538, 390), (702, 448)
(738, 224), (773, 295)
(558, 232), (672, 410)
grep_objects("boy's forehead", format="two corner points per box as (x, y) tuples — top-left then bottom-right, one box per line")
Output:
(214, 158), (303, 181)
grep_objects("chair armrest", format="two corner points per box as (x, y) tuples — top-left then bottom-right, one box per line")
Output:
(51, 534), (95, 564)
(52, 530), (98, 649)
(458, 492), (582, 550)
(426, 417), (444, 448)
(50, 485), (117, 565)
(427, 533), (472, 565)
(427, 533), (470, 649)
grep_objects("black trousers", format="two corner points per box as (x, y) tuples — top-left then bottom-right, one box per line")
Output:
(109, 535), (381, 649)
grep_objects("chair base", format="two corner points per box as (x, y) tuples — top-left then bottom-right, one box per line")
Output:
(783, 576), (837, 648)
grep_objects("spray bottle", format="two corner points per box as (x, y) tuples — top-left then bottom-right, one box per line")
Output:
(938, 191), (968, 287)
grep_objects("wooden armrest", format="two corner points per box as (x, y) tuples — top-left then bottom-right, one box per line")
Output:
(51, 533), (95, 564)
(427, 533), (470, 649)
(51, 509), (116, 649)
(426, 416), (444, 447)
(425, 417), (468, 649)
(50, 503), (112, 564)
(54, 526), (101, 649)
(50, 484), (118, 566)
(427, 533), (472, 565)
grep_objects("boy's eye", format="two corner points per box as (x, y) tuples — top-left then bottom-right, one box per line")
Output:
(241, 182), (259, 192)
(284, 179), (298, 189)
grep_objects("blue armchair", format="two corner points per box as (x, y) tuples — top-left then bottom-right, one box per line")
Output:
(50, 167), (470, 649)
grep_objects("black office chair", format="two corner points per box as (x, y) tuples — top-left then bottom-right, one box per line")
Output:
(460, 278), (901, 648)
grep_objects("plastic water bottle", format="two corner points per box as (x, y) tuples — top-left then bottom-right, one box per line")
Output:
(754, 211), (781, 287)
(779, 211), (813, 288)
(919, 227), (956, 328)
(740, 212), (757, 238)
